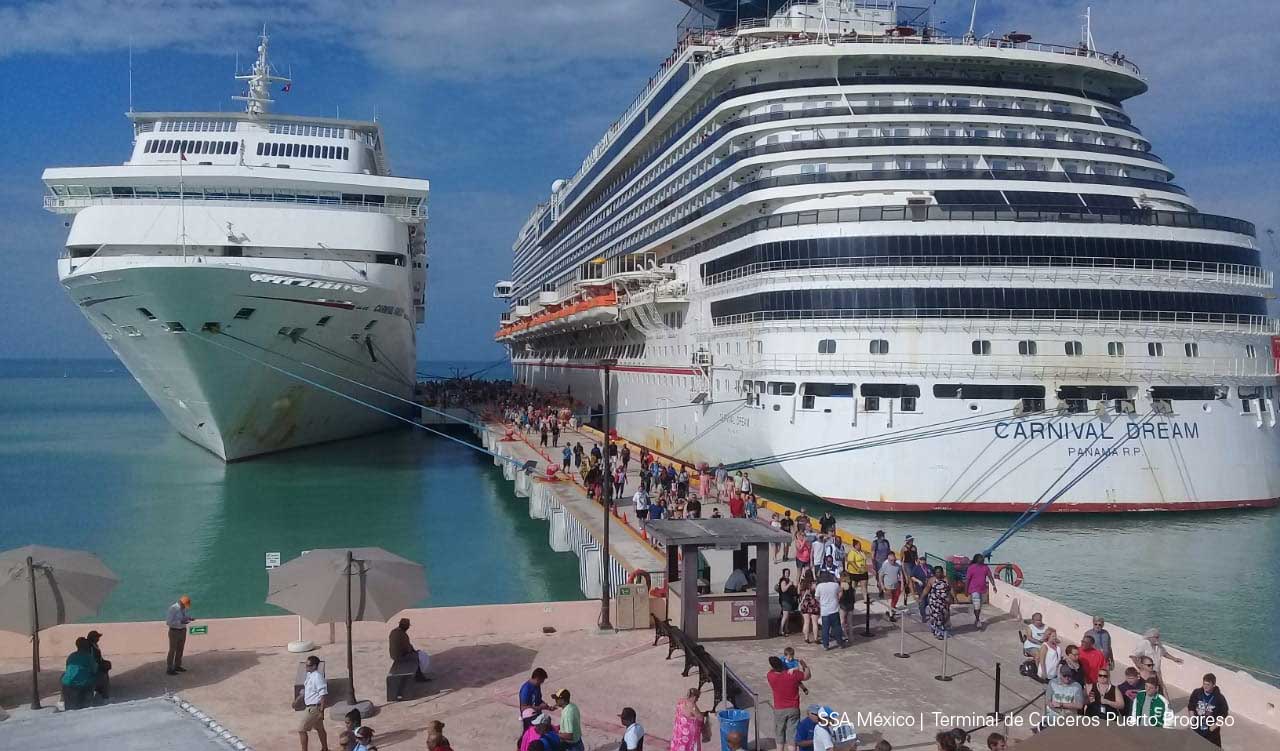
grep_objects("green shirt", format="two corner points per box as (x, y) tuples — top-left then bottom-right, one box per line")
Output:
(560, 702), (582, 740)
(62, 649), (97, 688)
(1131, 689), (1170, 728)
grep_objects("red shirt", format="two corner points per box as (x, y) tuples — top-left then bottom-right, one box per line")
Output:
(728, 495), (745, 518)
(1078, 646), (1106, 684)
(767, 669), (805, 709)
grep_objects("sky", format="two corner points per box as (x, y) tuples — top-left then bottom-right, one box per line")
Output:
(1, 0), (1277, 362)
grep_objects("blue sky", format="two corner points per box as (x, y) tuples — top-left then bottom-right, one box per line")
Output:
(1, 0), (1277, 361)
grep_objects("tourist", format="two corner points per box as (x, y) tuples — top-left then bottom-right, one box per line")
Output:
(780, 645), (800, 670)
(844, 540), (869, 601)
(426, 719), (453, 751)
(1130, 675), (1171, 728)
(810, 535), (826, 573)
(1129, 628), (1183, 674)
(1185, 672), (1229, 746)
(728, 491), (745, 518)
(551, 420), (560, 447)
(620, 444), (631, 472)
(877, 551), (903, 619)
(1078, 634), (1107, 684)
(907, 555), (930, 614)
(618, 707), (645, 751)
(838, 572), (860, 637)
(562, 445), (572, 472)
(767, 655), (811, 751)
(519, 667), (553, 724)
(794, 705), (819, 750)
(1043, 662), (1085, 728)
(963, 554), (996, 629)
(899, 535), (919, 601)
(1085, 666), (1125, 719)
(924, 566), (951, 639)
(1117, 666), (1145, 715)
(779, 511), (795, 559)
(870, 531), (891, 594)
(60, 637), (97, 710)
(934, 731), (959, 751)
(519, 712), (553, 751)
(613, 464), (626, 498)
(678, 465), (691, 499)
(296, 655), (329, 751)
(795, 530), (813, 574)
(669, 687), (707, 751)
(816, 572), (848, 649)
(573, 442), (584, 468)
(539, 423), (548, 447)
(810, 706), (837, 751)
(776, 569), (799, 636)
(686, 495), (702, 519)
(352, 725), (376, 751)
(1022, 613), (1048, 656)
(338, 709), (362, 751)
(552, 688), (584, 751)
(819, 554), (840, 581)
(1061, 644), (1085, 685)
(798, 576), (821, 643)
(795, 508), (811, 534)
(164, 594), (195, 675)
(389, 618), (431, 683)
(725, 564), (750, 593)
(985, 732), (1006, 751)
(633, 486), (650, 521)
(737, 470), (752, 498)
(1084, 616), (1114, 668)
(86, 630), (111, 701)
(818, 511), (836, 535)
(1037, 630), (1063, 681)
(745, 492), (758, 519)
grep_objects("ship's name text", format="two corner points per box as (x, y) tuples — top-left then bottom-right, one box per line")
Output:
(994, 421), (1199, 441)
(249, 273), (368, 294)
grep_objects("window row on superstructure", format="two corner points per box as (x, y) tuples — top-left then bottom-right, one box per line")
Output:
(45, 184), (424, 217)
(268, 122), (348, 139)
(153, 119), (239, 133)
(145, 139), (240, 155)
(255, 142), (350, 160)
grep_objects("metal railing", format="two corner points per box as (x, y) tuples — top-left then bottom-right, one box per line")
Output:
(702, 255), (1272, 289)
(43, 194), (424, 220)
(711, 308), (1278, 334)
(738, 353), (1280, 380)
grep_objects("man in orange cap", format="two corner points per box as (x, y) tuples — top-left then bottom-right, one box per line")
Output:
(165, 595), (195, 675)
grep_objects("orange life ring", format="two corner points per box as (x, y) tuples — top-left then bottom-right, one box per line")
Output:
(629, 570), (652, 589)
(995, 563), (1024, 587)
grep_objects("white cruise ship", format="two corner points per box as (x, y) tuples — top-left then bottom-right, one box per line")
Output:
(44, 35), (429, 460)
(497, 1), (1280, 512)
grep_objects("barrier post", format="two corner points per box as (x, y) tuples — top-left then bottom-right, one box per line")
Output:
(862, 591), (872, 637)
(991, 662), (1002, 718)
(893, 610), (910, 658)
(934, 630), (953, 682)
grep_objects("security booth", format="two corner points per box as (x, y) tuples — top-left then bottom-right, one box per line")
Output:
(645, 519), (792, 640)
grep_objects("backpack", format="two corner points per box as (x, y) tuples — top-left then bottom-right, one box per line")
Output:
(1019, 658), (1038, 679)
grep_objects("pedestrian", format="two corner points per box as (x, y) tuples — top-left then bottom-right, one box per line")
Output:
(1078, 634), (1107, 684)
(728, 491), (745, 518)
(519, 668), (553, 725)
(1037, 630), (1064, 682)
(907, 555), (929, 612)
(1130, 675), (1171, 728)
(562, 445), (572, 472)
(1117, 666), (1145, 715)
(767, 656), (810, 751)
(1084, 616), (1114, 668)
(295, 655), (329, 751)
(686, 495), (702, 519)
(1185, 673), (1229, 746)
(776, 569), (799, 636)
(388, 618), (431, 686)
(1084, 666), (1125, 719)
(60, 637), (97, 710)
(669, 687), (707, 751)
(339, 709), (362, 751)
(164, 594), (194, 675)
(573, 442), (584, 468)
(1043, 662), (1085, 728)
(877, 551), (903, 618)
(1129, 628), (1183, 675)
(794, 706), (819, 751)
(985, 732), (1007, 751)
(779, 511), (794, 560)
(426, 719), (453, 751)
(818, 511), (836, 535)
(745, 492), (758, 519)
(924, 566), (951, 639)
(633, 486), (650, 521)
(552, 689), (584, 751)
(798, 576), (821, 643)
(811, 706), (837, 751)
(871, 531), (891, 594)
(795, 508), (811, 534)
(1022, 612), (1049, 656)
(963, 554), (996, 629)
(816, 572), (847, 649)
(794, 530), (812, 574)
(352, 725), (376, 751)
(551, 421), (560, 447)
(838, 572), (859, 636)
(844, 539), (869, 601)
(618, 707), (645, 751)
(540, 424), (548, 447)
(86, 630), (111, 701)
(737, 470), (752, 498)
(520, 712), (554, 751)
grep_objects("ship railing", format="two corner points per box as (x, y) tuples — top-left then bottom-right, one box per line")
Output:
(42, 194), (424, 219)
(702, 256), (1272, 289)
(711, 309), (1279, 335)
(740, 353), (1280, 380)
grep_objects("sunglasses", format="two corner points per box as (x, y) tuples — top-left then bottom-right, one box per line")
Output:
(1098, 673), (1110, 678)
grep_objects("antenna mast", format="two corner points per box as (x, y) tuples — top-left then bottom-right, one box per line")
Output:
(232, 26), (291, 116)
(1081, 6), (1096, 52)
(965, 0), (979, 43)
(127, 40), (134, 113)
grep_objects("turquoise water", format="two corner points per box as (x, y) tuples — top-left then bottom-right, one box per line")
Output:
(0, 359), (581, 623)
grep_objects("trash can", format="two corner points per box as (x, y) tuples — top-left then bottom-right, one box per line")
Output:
(718, 708), (750, 751)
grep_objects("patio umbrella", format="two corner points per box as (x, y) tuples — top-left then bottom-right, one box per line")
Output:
(266, 548), (427, 707)
(0, 545), (119, 709)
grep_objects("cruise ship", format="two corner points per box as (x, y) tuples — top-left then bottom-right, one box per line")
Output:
(496, 1), (1280, 511)
(44, 35), (430, 460)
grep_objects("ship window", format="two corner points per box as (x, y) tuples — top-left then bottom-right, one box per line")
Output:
(971, 339), (992, 356)
(1185, 342), (1199, 357)
(163, 321), (186, 332)
(804, 383), (854, 398)
(1148, 342), (1164, 357)
(1064, 341), (1083, 356)
(870, 339), (889, 354)
(316, 316), (332, 327)
(257, 142), (265, 155)
(864, 396), (880, 412)
(137, 307), (156, 320)
(269, 143), (279, 156)
(364, 320), (377, 330)
(767, 382), (795, 396)
(234, 307), (255, 320)
(818, 339), (836, 354)
(901, 396), (918, 412)
(1107, 341), (1125, 357)
(343, 147), (350, 160)
(230, 141), (238, 154)
(1018, 340), (1037, 356)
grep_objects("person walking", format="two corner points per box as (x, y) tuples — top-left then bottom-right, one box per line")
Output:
(816, 573), (847, 650)
(552, 689), (584, 751)
(296, 655), (329, 751)
(165, 595), (194, 675)
(877, 551), (904, 619)
(669, 687), (707, 751)
(618, 707), (645, 751)
(776, 569), (799, 636)
(1185, 673), (1229, 746)
(871, 531), (891, 595)
(1085, 616), (1115, 668)
(924, 566), (951, 639)
(562, 445), (572, 473)
(838, 573), (859, 638)
(767, 656), (810, 751)
(798, 577), (821, 643)
(964, 554), (997, 630)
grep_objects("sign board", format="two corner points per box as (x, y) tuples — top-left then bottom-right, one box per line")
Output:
(265, 552), (281, 569)
(189, 625), (208, 635)
(617, 585), (635, 597)
(697, 601), (715, 614)
(730, 600), (756, 622)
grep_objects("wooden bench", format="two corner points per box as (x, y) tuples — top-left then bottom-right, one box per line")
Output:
(386, 655), (420, 702)
(656, 620), (722, 709)
(292, 660), (325, 711)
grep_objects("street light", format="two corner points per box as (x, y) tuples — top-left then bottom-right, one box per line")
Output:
(597, 357), (619, 630)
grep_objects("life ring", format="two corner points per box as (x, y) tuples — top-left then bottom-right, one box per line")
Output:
(629, 570), (652, 589)
(995, 563), (1024, 587)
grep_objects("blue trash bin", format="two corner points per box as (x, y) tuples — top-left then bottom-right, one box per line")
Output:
(718, 708), (750, 751)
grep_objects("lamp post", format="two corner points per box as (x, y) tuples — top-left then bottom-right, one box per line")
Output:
(598, 357), (619, 630)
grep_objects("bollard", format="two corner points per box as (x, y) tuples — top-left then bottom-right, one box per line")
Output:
(863, 592), (873, 637)
(893, 609), (910, 658)
(934, 630), (953, 681)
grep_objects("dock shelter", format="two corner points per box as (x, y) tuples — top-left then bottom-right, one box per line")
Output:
(645, 519), (792, 640)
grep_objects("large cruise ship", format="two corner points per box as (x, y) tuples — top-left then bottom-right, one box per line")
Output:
(44, 35), (429, 460)
(497, 1), (1280, 511)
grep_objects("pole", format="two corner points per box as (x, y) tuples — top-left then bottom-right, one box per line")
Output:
(992, 662), (1002, 718)
(934, 630), (953, 681)
(28, 556), (41, 710)
(893, 607), (910, 658)
(598, 361), (614, 630)
(345, 550), (356, 705)
(862, 591), (872, 637)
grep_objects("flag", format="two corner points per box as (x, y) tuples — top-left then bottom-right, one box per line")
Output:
(281, 82), (292, 93)
(179, 151), (187, 161)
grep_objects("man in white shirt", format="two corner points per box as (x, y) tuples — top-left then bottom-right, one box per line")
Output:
(618, 707), (644, 750)
(815, 573), (847, 650)
(632, 487), (650, 521)
(1130, 628), (1183, 675)
(296, 655), (328, 751)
